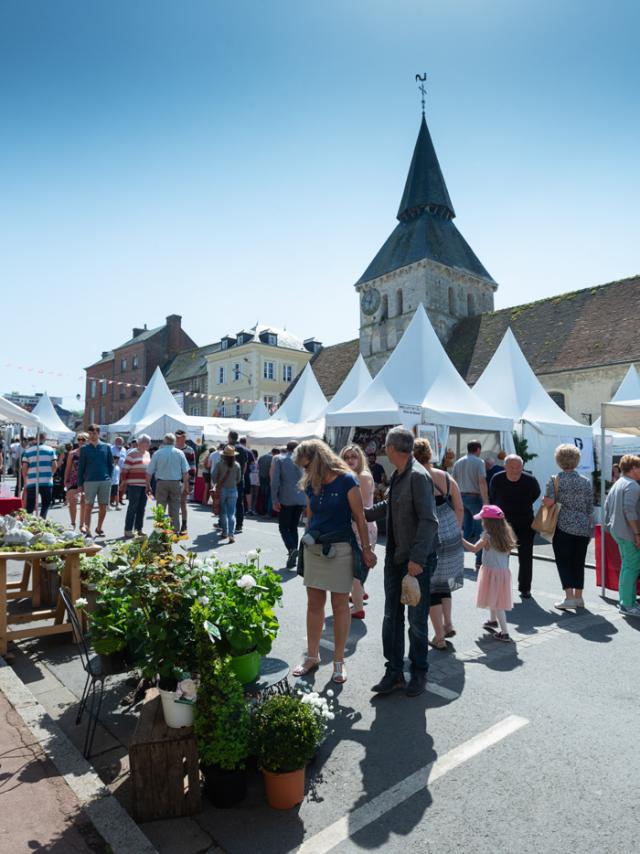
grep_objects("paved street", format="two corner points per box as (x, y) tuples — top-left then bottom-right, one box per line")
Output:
(5, 495), (640, 854)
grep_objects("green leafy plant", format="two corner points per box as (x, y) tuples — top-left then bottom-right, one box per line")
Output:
(193, 605), (250, 770)
(197, 558), (282, 657)
(512, 432), (538, 464)
(251, 695), (323, 773)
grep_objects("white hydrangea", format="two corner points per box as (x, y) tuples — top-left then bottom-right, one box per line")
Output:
(246, 549), (259, 563)
(237, 574), (257, 589)
(74, 597), (88, 608)
(198, 595), (210, 605)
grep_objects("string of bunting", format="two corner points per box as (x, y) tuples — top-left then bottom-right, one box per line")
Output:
(2, 361), (273, 406)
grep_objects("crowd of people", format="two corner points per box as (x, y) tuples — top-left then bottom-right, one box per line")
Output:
(4, 424), (640, 693)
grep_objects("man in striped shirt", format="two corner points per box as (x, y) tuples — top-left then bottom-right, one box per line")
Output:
(119, 434), (151, 538)
(21, 433), (57, 518)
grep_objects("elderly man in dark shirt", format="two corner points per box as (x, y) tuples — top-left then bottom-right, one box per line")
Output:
(367, 427), (439, 697)
(489, 454), (541, 598)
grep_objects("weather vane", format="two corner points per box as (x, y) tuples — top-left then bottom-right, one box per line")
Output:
(415, 73), (427, 116)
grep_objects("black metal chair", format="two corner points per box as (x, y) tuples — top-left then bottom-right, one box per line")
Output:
(59, 586), (106, 758)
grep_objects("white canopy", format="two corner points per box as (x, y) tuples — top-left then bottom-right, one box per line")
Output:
(31, 392), (74, 442)
(270, 363), (328, 423)
(473, 328), (593, 485)
(593, 365), (640, 457)
(326, 304), (513, 431)
(109, 367), (187, 435)
(600, 399), (640, 436)
(248, 400), (270, 421)
(325, 355), (372, 415)
(0, 395), (39, 429)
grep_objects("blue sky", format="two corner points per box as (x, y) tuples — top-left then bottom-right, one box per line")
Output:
(2, 0), (639, 408)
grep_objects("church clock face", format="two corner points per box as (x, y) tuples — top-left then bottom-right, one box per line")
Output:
(361, 287), (381, 316)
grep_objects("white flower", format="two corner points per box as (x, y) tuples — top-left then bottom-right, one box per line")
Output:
(326, 689), (334, 698)
(176, 678), (197, 702)
(74, 597), (88, 608)
(193, 558), (205, 569)
(186, 588), (197, 597)
(246, 549), (259, 563)
(237, 574), (257, 589)
(327, 712), (335, 720)
(198, 595), (210, 605)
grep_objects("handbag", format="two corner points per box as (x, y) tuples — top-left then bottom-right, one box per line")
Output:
(531, 476), (561, 541)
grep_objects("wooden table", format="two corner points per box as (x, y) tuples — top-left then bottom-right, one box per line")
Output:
(0, 545), (101, 656)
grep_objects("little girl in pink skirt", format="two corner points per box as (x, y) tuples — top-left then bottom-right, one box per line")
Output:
(463, 505), (517, 643)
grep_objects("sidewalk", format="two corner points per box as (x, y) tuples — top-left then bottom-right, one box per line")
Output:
(0, 688), (105, 853)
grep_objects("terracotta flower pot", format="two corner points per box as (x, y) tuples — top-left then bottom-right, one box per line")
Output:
(261, 766), (305, 810)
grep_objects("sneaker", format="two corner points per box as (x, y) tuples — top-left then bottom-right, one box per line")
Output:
(494, 633), (513, 643)
(124, 530), (134, 539)
(371, 672), (406, 694)
(286, 548), (298, 569)
(574, 596), (585, 608)
(406, 672), (427, 697)
(555, 599), (577, 611)
(618, 603), (640, 617)
(483, 620), (499, 631)
(235, 528), (243, 534)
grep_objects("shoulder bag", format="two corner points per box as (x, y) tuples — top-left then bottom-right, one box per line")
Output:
(531, 476), (561, 542)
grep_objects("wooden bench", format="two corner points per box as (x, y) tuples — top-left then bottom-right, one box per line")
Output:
(129, 688), (201, 822)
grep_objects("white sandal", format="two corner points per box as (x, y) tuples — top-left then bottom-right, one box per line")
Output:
(292, 655), (320, 678)
(332, 661), (347, 684)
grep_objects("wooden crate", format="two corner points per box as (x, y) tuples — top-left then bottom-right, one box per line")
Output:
(129, 688), (201, 822)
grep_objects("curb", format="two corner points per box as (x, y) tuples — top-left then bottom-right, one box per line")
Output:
(0, 658), (157, 854)
(532, 551), (596, 570)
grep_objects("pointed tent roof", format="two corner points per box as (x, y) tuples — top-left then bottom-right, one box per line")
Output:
(325, 355), (372, 415)
(109, 366), (186, 433)
(0, 395), (39, 428)
(473, 329), (591, 435)
(248, 400), (270, 421)
(397, 115), (455, 220)
(593, 364), (640, 430)
(357, 116), (494, 285)
(270, 363), (328, 423)
(31, 393), (74, 441)
(327, 304), (512, 430)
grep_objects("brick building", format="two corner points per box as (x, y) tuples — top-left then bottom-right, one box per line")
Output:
(84, 315), (196, 427)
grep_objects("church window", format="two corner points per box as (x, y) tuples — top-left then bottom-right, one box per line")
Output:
(549, 391), (566, 411)
(467, 293), (475, 316)
(381, 294), (388, 320)
(396, 289), (404, 316)
(448, 287), (455, 314)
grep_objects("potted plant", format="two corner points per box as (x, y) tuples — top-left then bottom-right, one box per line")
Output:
(251, 694), (326, 809)
(79, 552), (107, 614)
(199, 556), (282, 684)
(193, 615), (251, 807)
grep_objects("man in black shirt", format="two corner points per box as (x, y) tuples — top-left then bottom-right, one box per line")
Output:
(489, 454), (541, 598)
(367, 452), (387, 487)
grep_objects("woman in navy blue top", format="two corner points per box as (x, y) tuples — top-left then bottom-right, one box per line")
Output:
(292, 439), (376, 684)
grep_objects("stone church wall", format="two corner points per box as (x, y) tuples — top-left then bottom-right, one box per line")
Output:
(538, 363), (633, 425)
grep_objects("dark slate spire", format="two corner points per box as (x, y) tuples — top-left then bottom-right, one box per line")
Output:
(397, 115), (455, 221)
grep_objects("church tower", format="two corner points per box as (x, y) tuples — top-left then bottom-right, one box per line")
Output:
(357, 107), (497, 374)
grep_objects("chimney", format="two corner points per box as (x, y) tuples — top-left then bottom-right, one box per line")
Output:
(132, 327), (145, 338)
(166, 314), (182, 354)
(101, 351), (110, 359)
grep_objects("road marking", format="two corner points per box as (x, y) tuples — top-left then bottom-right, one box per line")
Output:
(296, 714), (529, 854)
(425, 681), (460, 700)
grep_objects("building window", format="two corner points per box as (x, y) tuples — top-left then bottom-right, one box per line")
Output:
(233, 363), (241, 382)
(99, 405), (105, 424)
(266, 333), (277, 346)
(89, 407), (95, 424)
(283, 364), (293, 383)
(381, 294), (388, 321)
(396, 289), (403, 316)
(221, 340), (228, 350)
(549, 391), (566, 411)
(263, 395), (275, 412)
(89, 380), (96, 399)
(467, 293), (475, 316)
(217, 366), (226, 384)
(99, 379), (107, 395)
(131, 388), (138, 397)
(234, 402), (241, 417)
(132, 355), (139, 369)
(263, 361), (275, 380)
(219, 404), (226, 417)
(119, 387), (126, 399)
(119, 408), (125, 418)
(121, 358), (127, 372)
(448, 287), (455, 314)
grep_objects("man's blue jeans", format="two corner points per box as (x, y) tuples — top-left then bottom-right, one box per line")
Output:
(382, 553), (436, 676)
(462, 494), (483, 564)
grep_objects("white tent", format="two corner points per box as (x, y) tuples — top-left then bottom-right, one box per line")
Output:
(326, 304), (513, 441)
(248, 400), (270, 421)
(592, 365), (640, 456)
(270, 363), (328, 423)
(31, 393), (74, 442)
(473, 328), (594, 487)
(0, 396), (39, 429)
(325, 355), (372, 415)
(108, 367), (187, 435)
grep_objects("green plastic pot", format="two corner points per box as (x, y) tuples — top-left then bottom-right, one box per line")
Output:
(229, 650), (260, 684)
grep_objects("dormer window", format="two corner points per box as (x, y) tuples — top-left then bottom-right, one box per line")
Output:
(266, 333), (277, 346)
(220, 340), (228, 350)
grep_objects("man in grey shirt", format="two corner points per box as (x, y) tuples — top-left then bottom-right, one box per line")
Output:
(367, 427), (438, 698)
(604, 454), (640, 616)
(147, 433), (189, 534)
(271, 441), (306, 568)
(452, 440), (489, 566)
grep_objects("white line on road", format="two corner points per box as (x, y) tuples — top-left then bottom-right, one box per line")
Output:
(296, 714), (529, 854)
(425, 681), (460, 700)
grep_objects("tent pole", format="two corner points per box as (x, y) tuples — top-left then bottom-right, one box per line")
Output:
(600, 406), (606, 598)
